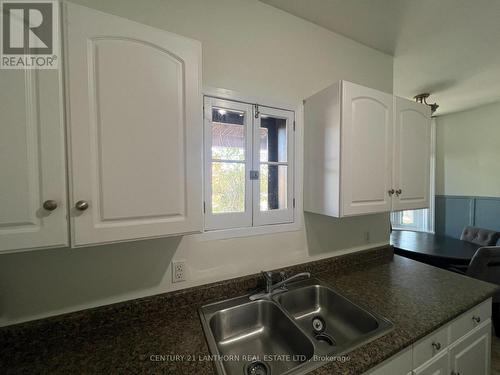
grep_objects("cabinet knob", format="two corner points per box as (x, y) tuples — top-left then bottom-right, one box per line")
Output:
(43, 200), (58, 211)
(75, 200), (89, 211)
(395, 189), (402, 196)
(388, 189), (395, 196)
(472, 315), (481, 323)
(432, 341), (441, 351)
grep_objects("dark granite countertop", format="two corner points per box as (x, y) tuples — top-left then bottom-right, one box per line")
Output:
(1, 247), (498, 375)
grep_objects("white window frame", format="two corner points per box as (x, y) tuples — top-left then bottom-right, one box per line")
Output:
(203, 94), (295, 233)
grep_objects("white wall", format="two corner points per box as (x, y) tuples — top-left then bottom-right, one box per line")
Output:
(436, 100), (500, 196)
(0, 0), (393, 326)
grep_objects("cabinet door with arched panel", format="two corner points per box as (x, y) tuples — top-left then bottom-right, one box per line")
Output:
(392, 97), (431, 212)
(340, 81), (394, 216)
(64, 3), (202, 246)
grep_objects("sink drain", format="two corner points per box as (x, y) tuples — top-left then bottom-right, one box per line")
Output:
(314, 332), (336, 346)
(244, 360), (270, 375)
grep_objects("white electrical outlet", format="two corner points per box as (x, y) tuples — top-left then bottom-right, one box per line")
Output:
(172, 260), (186, 283)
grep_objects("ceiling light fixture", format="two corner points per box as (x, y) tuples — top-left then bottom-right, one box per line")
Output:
(414, 93), (439, 115)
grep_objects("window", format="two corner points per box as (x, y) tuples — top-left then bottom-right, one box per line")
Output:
(391, 208), (432, 232)
(204, 97), (294, 230)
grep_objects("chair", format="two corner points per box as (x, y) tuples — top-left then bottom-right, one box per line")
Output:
(460, 226), (500, 246)
(466, 246), (500, 337)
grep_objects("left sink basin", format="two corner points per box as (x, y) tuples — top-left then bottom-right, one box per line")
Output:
(201, 298), (314, 375)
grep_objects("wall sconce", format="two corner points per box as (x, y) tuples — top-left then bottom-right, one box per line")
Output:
(414, 93), (439, 115)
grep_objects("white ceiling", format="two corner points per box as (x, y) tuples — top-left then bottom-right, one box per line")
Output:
(260, 0), (500, 115)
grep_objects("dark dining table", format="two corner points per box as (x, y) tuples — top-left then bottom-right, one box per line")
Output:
(390, 230), (481, 268)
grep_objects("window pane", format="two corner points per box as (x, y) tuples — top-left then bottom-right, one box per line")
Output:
(212, 108), (245, 161)
(260, 116), (287, 162)
(260, 164), (287, 211)
(402, 210), (414, 225)
(212, 162), (245, 213)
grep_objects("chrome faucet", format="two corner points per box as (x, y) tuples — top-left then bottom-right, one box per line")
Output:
(249, 271), (311, 301)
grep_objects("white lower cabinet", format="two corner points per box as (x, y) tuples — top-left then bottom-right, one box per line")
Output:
(365, 298), (492, 375)
(367, 347), (413, 375)
(449, 322), (491, 375)
(413, 351), (448, 375)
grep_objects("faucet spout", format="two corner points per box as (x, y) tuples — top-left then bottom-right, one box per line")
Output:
(249, 271), (311, 301)
(270, 272), (310, 292)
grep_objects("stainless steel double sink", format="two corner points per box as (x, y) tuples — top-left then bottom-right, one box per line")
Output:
(199, 278), (393, 375)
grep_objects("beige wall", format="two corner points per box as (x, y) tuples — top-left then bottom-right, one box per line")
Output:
(436, 100), (500, 197)
(0, 0), (393, 326)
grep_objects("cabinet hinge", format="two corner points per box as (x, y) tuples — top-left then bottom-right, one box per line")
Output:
(293, 120), (296, 131)
(203, 201), (206, 214)
(293, 198), (296, 208)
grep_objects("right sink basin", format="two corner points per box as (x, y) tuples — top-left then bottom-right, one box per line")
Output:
(273, 282), (393, 355)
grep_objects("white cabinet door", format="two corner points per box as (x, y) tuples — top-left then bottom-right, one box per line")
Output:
(413, 351), (449, 375)
(64, 3), (202, 246)
(449, 321), (491, 375)
(0, 69), (68, 252)
(392, 97), (431, 211)
(341, 81), (393, 216)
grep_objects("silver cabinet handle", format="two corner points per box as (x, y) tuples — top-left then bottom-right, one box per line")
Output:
(472, 315), (481, 323)
(43, 200), (58, 211)
(395, 189), (402, 196)
(388, 189), (395, 196)
(432, 341), (441, 350)
(75, 200), (89, 211)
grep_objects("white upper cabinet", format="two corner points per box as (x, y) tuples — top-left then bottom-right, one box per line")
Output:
(392, 97), (431, 212)
(304, 80), (394, 217)
(64, 3), (202, 246)
(304, 81), (430, 218)
(0, 69), (68, 252)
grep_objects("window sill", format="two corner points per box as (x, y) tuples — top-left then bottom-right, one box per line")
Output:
(392, 227), (434, 234)
(194, 222), (302, 241)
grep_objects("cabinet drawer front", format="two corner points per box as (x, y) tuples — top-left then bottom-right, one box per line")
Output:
(413, 324), (449, 369)
(450, 299), (491, 343)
